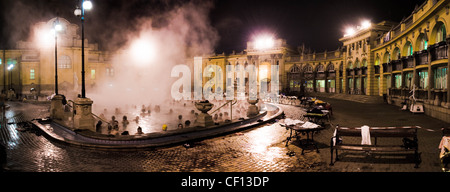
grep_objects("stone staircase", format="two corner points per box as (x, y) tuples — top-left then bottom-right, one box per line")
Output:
(307, 92), (385, 104)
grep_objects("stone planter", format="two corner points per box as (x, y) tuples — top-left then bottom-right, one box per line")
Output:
(194, 101), (214, 127)
(247, 99), (259, 117)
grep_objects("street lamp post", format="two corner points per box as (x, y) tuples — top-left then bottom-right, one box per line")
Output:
(74, 0), (92, 98)
(54, 18), (62, 95)
(72, 0), (95, 131)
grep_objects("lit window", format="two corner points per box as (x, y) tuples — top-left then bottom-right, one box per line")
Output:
(404, 72), (413, 88)
(375, 57), (380, 66)
(91, 69), (96, 79)
(394, 74), (402, 88)
(30, 69), (35, 80)
(420, 35), (428, 51)
(437, 24), (446, 43)
(58, 55), (72, 69)
(434, 67), (448, 89)
(407, 43), (413, 56)
(418, 70), (428, 89)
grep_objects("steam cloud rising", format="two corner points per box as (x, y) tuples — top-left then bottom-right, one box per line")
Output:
(90, 1), (219, 111)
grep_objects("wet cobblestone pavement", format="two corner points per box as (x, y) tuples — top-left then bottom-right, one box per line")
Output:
(1, 98), (447, 172)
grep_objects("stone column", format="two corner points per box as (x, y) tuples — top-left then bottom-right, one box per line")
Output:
(50, 95), (64, 120)
(73, 97), (95, 131)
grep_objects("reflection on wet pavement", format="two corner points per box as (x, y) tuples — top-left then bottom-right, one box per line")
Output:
(2, 101), (328, 172)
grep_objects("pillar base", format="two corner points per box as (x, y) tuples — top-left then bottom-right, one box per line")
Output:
(196, 113), (214, 127)
(73, 97), (95, 131)
(247, 105), (259, 117)
(50, 95), (65, 120)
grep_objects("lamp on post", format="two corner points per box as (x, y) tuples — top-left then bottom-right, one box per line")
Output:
(71, 0), (95, 131)
(74, 0), (92, 98)
(53, 18), (63, 95)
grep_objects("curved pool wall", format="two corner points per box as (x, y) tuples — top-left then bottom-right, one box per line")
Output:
(32, 103), (283, 150)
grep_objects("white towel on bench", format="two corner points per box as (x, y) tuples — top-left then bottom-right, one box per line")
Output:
(361, 125), (371, 145)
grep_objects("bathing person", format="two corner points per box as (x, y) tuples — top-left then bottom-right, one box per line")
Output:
(185, 120), (191, 128)
(178, 115), (183, 123)
(218, 113), (223, 122)
(95, 120), (103, 133)
(136, 126), (144, 135)
(122, 115), (129, 130)
(110, 116), (117, 128)
(135, 116), (139, 124)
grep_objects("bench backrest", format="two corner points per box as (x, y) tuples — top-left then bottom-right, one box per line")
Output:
(336, 126), (419, 138)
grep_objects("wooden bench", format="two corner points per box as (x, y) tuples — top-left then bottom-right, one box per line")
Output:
(330, 125), (420, 168)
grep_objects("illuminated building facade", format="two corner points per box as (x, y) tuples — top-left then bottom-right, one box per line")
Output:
(199, 0), (450, 122)
(0, 17), (112, 99)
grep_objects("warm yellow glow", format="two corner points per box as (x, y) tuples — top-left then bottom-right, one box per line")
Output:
(344, 27), (356, 37)
(259, 65), (269, 80)
(129, 36), (156, 66)
(254, 35), (274, 50)
(34, 27), (54, 48)
(361, 20), (371, 29)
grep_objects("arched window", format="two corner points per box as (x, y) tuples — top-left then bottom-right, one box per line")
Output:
(317, 64), (324, 72)
(392, 47), (400, 60)
(304, 64), (313, 73)
(327, 63), (335, 71)
(362, 59), (367, 67)
(375, 57), (380, 66)
(383, 52), (391, 63)
(418, 34), (428, 51)
(347, 61), (353, 69)
(289, 65), (300, 73)
(403, 41), (413, 56)
(354, 60), (360, 68)
(437, 24), (446, 43)
(58, 55), (72, 69)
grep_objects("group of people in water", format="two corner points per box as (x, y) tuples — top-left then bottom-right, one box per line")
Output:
(94, 99), (251, 136)
(95, 101), (195, 136)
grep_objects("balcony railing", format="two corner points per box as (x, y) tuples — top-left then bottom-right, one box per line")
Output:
(347, 69), (354, 76)
(391, 60), (402, 71)
(374, 65), (380, 74)
(415, 50), (428, 66)
(429, 41), (448, 61)
(382, 63), (392, 73)
(402, 56), (414, 69)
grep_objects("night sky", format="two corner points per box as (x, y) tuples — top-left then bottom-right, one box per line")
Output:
(0, 0), (426, 53)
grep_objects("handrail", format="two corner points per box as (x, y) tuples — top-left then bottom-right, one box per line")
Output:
(91, 113), (111, 125)
(209, 100), (237, 115)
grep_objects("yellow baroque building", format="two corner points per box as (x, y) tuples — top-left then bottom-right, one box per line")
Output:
(195, 0), (450, 122)
(0, 17), (112, 100)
